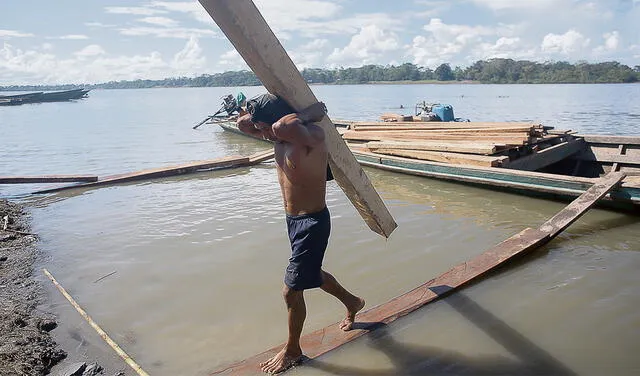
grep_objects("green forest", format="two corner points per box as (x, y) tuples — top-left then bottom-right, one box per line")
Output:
(2, 58), (639, 91)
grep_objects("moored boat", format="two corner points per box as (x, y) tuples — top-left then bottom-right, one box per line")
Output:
(0, 88), (90, 106)
(214, 117), (640, 212)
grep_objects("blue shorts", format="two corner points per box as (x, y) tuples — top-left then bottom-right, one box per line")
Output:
(284, 207), (330, 290)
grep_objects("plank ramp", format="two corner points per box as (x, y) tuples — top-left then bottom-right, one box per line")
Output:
(0, 175), (98, 184)
(32, 152), (272, 194)
(210, 172), (625, 376)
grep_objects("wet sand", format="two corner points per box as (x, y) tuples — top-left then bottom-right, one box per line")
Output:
(0, 199), (124, 376)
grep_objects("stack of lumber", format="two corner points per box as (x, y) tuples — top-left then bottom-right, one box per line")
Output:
(342, 121), (547, 168)
(380, 113), (414, 122)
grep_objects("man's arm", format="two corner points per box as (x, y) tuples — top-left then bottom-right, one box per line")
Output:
(236, 114), (263, 138)
(272, 113), (325, 146)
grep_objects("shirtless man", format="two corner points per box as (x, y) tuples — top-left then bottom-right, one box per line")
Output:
(237, 94), (365, 374)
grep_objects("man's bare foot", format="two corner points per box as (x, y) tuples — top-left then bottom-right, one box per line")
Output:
(339, 297), (365, 331)
(260, 347), (303, 374)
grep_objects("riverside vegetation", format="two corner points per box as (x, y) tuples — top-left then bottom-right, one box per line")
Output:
(1, 59), (639, 92)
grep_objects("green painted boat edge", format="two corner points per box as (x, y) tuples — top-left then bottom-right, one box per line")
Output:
(217, 121), (640, 209)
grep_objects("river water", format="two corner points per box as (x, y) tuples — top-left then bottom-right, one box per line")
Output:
(1, 84), (639, 376)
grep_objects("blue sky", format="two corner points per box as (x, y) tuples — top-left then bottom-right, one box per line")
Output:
(1, 0), (638, 85)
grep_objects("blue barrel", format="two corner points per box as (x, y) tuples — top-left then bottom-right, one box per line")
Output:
(431, 104), (455, 122)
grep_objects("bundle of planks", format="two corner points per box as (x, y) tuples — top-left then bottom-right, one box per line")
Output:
(342, 121), (547, 167)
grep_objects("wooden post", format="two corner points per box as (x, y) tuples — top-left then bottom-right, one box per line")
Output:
(197, 0), (397, 238)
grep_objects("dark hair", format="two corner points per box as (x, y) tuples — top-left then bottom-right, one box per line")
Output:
(246, 93), (295, 124)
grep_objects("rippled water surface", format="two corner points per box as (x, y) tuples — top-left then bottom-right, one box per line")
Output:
(2, 84), (639, 376)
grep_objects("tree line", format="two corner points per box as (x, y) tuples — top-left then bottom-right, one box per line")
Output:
(2, 59), (638, 91)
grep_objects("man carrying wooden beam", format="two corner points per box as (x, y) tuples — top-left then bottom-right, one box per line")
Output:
(237, 94), (366, 374)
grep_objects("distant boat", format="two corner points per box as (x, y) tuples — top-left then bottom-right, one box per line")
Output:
(0, 88), (90, 106)
(39, 88), (90, 102)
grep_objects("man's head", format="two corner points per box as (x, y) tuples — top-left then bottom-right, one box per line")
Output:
(246, 93), (295, 125)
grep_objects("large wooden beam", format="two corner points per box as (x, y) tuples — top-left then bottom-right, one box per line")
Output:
(503, 138), (587, 171)
(368, 148), (508, 167)
(366, 140), (498, 155)
(198, 0), (396, 238)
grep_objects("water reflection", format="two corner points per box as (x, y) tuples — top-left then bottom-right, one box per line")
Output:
(308, 293), (575, 376)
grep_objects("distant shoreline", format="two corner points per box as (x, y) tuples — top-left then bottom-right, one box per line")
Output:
(3, 80), (640, 92)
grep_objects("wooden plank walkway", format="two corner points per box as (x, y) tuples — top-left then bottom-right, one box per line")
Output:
(32, 151), (274, 194)
(210, 172), (625, 375)
(0, 175), (98, 184)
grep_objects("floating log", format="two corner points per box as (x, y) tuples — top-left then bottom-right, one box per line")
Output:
(199, 0), (396, 238)
(0, 175), (98, 184)
(369, 148), (509, 167)
(210, 172), (625, 376)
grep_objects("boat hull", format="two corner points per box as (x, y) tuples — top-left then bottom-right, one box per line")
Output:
(217, 120), (640, 211)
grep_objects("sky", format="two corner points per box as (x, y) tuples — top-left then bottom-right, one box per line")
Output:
(1, 0), (639, 85)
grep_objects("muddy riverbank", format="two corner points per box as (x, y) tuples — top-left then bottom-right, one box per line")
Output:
(0, 199), (124, 376)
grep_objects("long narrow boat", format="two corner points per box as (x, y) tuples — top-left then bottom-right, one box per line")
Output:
(0, 89), (90, 105)
(214, 118), (640, 212)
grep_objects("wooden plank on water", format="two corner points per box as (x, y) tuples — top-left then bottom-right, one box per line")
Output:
(32, 155), (252, 194)
(503, 138), (586, 171)
(210, 172), (625, 375)
(199, 0), (397, 238)
(539, 171), (626, 235)
(0, 175), (98, 184)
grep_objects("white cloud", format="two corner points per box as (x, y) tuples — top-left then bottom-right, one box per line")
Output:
(0, 39), (212, 85)
(593, 31), (621, 57)
(254, 0), (404, 38)
(407, 18), (519, 66)
(328, 25), (401, 67)
(172, 36), (206, 74)
(254, 0), (341, 24)
(0, 29), (34, 38)
(218, 49), (246, 69)
(471, 37), (536, 60)
(603, 31), (620, 51)
(291, 39), (330, 68)
(150, 1), (213, 24)
(105, 6), (167, 16)
(74, 45), (106, 58)
(541, 29), (590, 55)
(85, 22), (116, 28)
(47, 35), (89, 40)
(137, 17), (180, 28)
(468, 0), (559, 11)
(118, 26), (215, 39)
